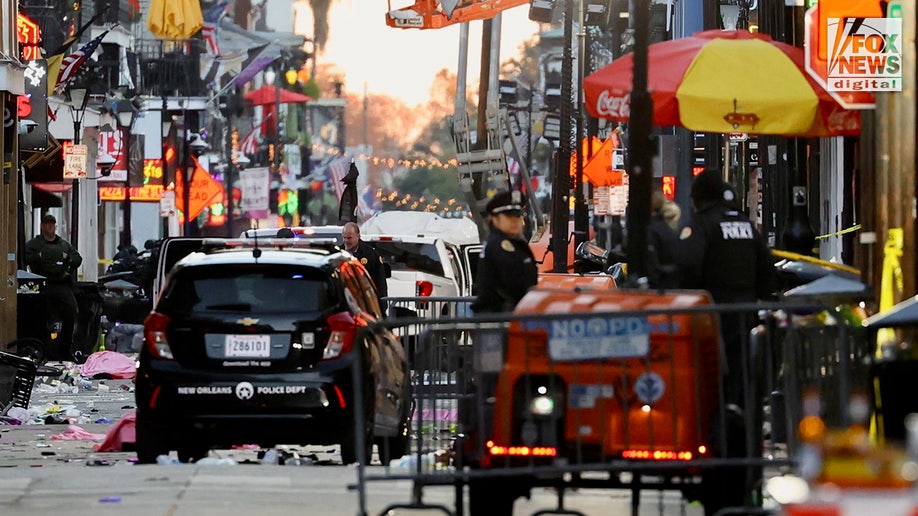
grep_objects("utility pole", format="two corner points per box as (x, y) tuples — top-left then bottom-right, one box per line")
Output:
(550, 0), (574, 273)
(625, 0), (654, 284)
(573, 1), (590, 263)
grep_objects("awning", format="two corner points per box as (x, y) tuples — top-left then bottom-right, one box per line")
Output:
(32, 181), (73, 194)
(30, 185), (64, 208)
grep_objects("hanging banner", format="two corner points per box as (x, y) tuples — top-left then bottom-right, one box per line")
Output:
(240, 166), (270, 215)
(128, 134), (145, 186)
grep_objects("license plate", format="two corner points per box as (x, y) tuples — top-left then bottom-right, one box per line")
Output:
(224, 334), (271, 358)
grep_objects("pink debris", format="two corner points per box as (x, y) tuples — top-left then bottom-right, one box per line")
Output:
(80, 351), (137, 379)
(50, 425), (107, 441)
(94, 411), (137, 452)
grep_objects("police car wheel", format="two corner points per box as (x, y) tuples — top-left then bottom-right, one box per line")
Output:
(178, 441), (210, 463)
(135, 418), (170, 464)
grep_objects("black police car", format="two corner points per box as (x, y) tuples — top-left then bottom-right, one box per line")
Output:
(135, 238), (410, 464)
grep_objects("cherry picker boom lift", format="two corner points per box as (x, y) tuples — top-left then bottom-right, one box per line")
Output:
(384, 0), (545, 241)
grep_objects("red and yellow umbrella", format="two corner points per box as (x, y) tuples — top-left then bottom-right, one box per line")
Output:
(583, 29), (861, 138)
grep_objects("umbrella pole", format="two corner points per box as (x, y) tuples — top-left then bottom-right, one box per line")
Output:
(624, 0), (653, 285)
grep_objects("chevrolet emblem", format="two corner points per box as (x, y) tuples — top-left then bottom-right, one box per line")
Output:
(236, 317), (260, 326)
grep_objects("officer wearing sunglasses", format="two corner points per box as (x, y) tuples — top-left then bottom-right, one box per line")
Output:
(471, 190), (538, 314)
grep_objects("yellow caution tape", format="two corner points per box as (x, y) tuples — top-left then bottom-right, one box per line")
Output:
(877, 228), (904, 356)
(815, 224), (862, 240)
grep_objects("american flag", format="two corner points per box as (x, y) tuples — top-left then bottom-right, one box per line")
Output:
(238, 112), (273, 156)
(201, 2), (228, 56)
(55, 29), (110, 92)
(327, 157), (350, 200)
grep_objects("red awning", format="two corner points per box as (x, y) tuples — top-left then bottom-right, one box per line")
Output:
(32, 181), (73, 193)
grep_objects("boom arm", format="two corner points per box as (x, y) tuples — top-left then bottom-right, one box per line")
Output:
(386, 0), (528, 30)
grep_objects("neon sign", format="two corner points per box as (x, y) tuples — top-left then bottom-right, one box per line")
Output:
(16, 14), (41, 61)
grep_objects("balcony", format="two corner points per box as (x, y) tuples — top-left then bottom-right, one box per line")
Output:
(135, 39), (208, 98)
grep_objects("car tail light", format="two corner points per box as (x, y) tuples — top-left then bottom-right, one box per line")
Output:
(143, 312), (174, 359)
(416, 281), (433, 297)
(486, 440), (557, 457)
(416, 280), (433, 308)
(622, 449), (694, 461)
(323, 312), (357, 359)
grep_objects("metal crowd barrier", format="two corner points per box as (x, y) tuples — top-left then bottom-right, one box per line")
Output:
(348, 296), (870, 516)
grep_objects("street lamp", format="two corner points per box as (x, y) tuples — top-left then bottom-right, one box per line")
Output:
(112, 100), (137, 250)
(66, 86), (89, 251)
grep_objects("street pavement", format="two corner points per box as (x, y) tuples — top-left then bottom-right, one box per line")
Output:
(0, 359), (705, 516)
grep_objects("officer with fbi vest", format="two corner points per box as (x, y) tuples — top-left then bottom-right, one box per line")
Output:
(677, 168), (776, 511)
(471, 190), (538, 314)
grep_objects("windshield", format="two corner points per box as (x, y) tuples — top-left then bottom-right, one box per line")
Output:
(161, 264), (333, 314)
(371, 241), (444, 277)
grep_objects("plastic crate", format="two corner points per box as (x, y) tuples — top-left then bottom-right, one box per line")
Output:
(0, 350), (60, 416)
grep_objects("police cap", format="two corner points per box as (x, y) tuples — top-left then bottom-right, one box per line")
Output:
(485, 190), (525, 216)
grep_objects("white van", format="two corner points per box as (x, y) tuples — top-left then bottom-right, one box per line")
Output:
(360, 212), (482, 301)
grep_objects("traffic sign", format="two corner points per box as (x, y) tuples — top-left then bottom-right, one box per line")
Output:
(63, 144), (87, 179)
(728, 132), (748, 142)
(159, 190), (175, 216)
(173, 157), (224, 221)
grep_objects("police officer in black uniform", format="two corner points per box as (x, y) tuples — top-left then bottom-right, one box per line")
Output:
(471, 190), (538, 314)
(677, 169), (775, 512)
(468, 191), (539, 514)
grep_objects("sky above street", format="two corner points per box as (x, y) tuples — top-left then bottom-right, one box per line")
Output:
(266, 0), (541, 106)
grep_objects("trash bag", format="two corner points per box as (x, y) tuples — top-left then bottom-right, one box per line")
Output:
(105, 324), (145, 354)
(73, 282), (103, 360)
